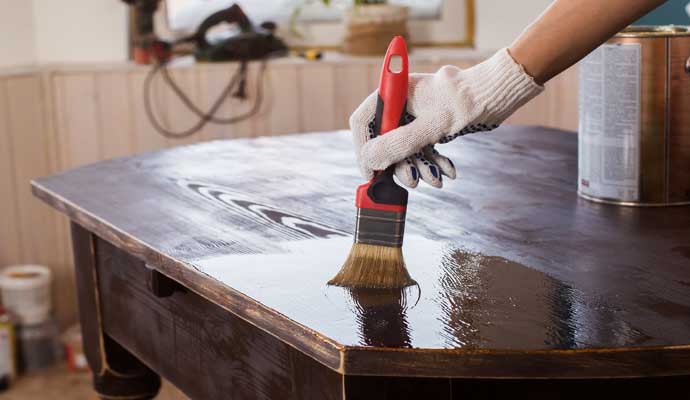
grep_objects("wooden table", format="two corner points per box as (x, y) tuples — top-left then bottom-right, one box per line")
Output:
(32, 126), (690, 399)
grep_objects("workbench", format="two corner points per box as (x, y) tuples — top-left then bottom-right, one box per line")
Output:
(32, 126), (690, 399)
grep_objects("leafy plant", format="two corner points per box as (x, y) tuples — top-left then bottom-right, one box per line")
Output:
(290, 0), (388, 37)
(322, 0), (388, 4)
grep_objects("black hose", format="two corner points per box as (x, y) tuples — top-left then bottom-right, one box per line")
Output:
(143, 55), (272, 139)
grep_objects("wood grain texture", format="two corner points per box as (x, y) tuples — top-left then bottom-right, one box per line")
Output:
(128, 70), (169, 153)
(96, 73), (135, 159)
(3, 54), (580, 330)
(54, 74), (103, 168)
(197, 63), (257, 141)
(71, 223), (162, 399)
(334, 64), (371, 128)
(0, 79), (23, 264)
(162, 68), (200, 147)
(263, 64), (301, 136)
(32, 127), (690, 379)
(70, 223), (104, 374)
(668, 36), (690, 202)
(1, 75), (73, 328)
(298, 63), (336, 132)
(96, 237), (342, 400)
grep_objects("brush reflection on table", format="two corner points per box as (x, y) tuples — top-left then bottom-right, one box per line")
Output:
(345, 287), (414, 348)
(196, 235), (644, 350)
(32, 127), (690, 396)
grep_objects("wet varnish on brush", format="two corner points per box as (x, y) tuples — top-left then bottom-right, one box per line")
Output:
(32, 125), (690, 381)
(329, 36), (415, 289)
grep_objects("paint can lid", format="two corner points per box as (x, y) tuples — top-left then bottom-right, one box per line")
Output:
(617, 25), (690, 38)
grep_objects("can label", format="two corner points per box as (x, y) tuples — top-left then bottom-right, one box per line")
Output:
(578, 43), (641, 202)
(0, 321), (14, 380)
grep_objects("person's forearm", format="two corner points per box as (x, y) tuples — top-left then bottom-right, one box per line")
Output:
(509, 0), (666, 84)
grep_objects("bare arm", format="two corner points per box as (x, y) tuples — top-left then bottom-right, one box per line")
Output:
(509, 0), (667, 84)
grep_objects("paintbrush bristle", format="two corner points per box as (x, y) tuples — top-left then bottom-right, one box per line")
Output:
(328, 243), (416, 289)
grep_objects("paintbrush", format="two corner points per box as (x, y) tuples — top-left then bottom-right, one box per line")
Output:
(329, 36), (416, 289)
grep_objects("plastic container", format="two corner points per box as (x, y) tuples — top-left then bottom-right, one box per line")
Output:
(62, 324), (88, 372)
(0, 265), (52, 325)
(16, 318), (61, 373)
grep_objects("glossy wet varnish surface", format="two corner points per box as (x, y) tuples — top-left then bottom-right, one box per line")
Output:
(33, 127), (690, 377)
(195, 235), (646, 350)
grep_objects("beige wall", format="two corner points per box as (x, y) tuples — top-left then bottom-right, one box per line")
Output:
(0, 0), (129, 67)
(475, 0), (553, 50)
(32, 0), (129, 63)
(0, 1), (35, 67)
(0, 54), (579, 329)
(1, 0), (559, 68)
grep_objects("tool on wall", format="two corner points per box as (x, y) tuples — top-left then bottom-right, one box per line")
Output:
(329, 36), (416, 289)
(144, 4), (287, 139)
(122, 0), (164, 64)
(121, 1), (288, 138)
(185, 5), (288, 62)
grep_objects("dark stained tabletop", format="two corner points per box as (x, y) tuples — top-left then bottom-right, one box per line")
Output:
(33, 126), (690, 378)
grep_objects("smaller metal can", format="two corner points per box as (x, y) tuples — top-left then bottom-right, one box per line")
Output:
(0, 307), (16, 387)
(578, 25), (690, 206)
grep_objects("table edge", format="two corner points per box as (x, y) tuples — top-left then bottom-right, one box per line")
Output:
(31, 180), (345, 373)
(31, 147), (690, 378)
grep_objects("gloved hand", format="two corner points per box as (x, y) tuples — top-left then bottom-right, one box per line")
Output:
(350, 48), (543, 188)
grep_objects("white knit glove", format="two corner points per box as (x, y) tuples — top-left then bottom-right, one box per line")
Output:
(350, 48), (543, 188)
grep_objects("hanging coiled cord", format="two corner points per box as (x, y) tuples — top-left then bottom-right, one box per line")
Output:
(143, 54), (277, 139)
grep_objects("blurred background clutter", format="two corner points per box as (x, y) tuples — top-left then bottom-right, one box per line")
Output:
(0, 0), (689, 398)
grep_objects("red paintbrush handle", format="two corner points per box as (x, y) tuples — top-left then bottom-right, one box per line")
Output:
(355, 37), (410, 213)
(377, 36), (409, 136)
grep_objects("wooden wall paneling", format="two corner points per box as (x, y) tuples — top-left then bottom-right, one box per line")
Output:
(96, 72), (135, 159)
(198, 63), (253, 140)
(161, 67), (200, 147)
(210, 63), (257, 139)
(0, 56), (583, 331)
(41, 70), (78, 329)
(4, 75), (72, 327)
(260, 63), (301, 136)
(410, 60), (439, 74)
(198, 63), (256, 140)
(298, 63), (336, 133)
(550, 64), (579, 131)
(128, 70), (169, 153)
(5, 75), (57, 265)
(367, 63), (380, 93)
(0, 78), (23, 266)
(333, 63), (370, 130)
(246, 61), (271, 137)
(53, 73), (103, 169)
(197, 65), (231, 142)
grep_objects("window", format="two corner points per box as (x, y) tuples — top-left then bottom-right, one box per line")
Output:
(161, 0), (472, 47)
(166, 0), (444, 31)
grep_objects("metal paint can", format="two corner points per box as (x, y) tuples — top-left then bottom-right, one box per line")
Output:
(578, 25), (690, 206)
(0, 307), (16, 388)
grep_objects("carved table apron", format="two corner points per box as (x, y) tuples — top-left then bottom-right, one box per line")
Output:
(32, 126), (690, 399)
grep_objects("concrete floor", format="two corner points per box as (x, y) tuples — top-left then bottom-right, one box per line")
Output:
(4, 363), (188, 399)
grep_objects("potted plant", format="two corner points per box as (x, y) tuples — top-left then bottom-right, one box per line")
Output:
(342, 0), (409, 55)
(292, 0), (409, 55)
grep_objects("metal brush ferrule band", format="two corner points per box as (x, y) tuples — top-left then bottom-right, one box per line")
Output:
(354, 208), (406, 247)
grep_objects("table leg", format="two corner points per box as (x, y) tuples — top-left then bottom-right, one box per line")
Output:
(71, 223), (161, 400)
